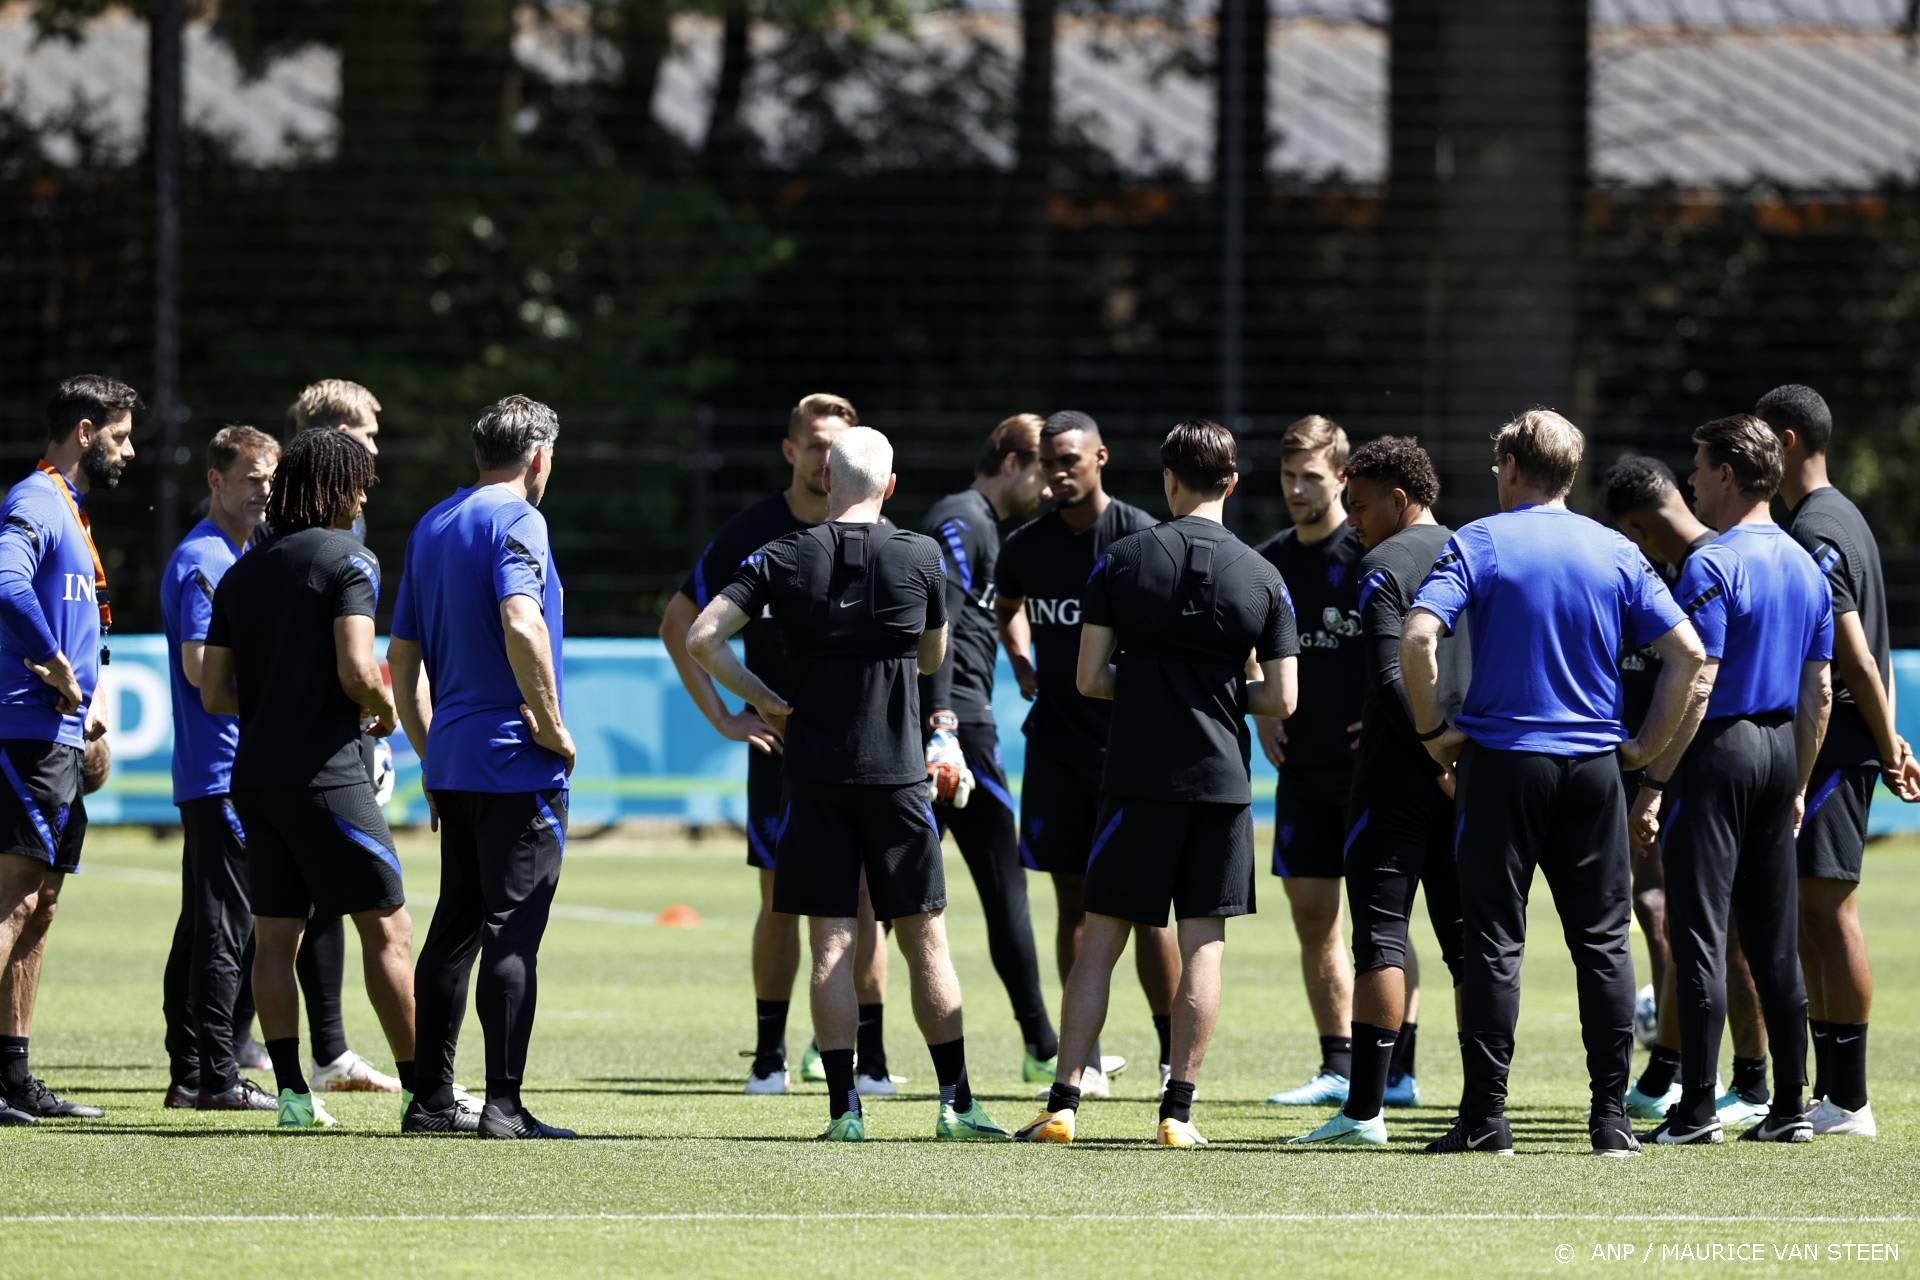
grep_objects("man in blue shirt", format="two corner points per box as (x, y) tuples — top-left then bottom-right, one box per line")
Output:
(390, 396), (576, 1140)
(1629, 416), (1832, 1146)
(0, 375), (138, 1127)
(1402, 409), (1704, 1157)
(159, 425), (280, 1113)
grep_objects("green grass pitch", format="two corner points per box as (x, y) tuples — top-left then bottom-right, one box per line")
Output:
(3, 827), (1916, 1276)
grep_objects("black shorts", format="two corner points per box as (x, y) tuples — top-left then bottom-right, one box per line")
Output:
(1271, 772), (1348, 879)
(1797, 762), (1877, 884)
(1018, 756), (1102, 876)
(1344, 786), (1464, 982)
(773, 780), (945, 921)
(934, 722), (1019, 839)
(234, 782), (405, 918)
(745, 749), (784, 870)
(0, 739), (86, 873)
(1082, 794), (1255, 926)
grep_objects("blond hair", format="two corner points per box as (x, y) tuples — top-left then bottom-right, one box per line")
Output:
(789, 392), (857, 439)
(287, 379), (381, 435)
(1493, 408), (1585, 497)
(977, 412), (1044, 476)
(1279, 414), (1350, 473)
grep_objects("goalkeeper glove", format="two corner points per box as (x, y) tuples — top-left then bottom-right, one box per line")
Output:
(925, 711), (974, 809)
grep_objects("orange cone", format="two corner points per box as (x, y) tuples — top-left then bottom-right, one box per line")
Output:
(657, 904), (703, 928)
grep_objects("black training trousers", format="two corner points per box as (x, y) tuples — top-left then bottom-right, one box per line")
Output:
(413, 789), (567, 1097)
(1663, 714), (1807, 1115)
(161, 797), (256, 1091)
(1455, 744), (1635, 1122)
(934, 723), (1050, 1029)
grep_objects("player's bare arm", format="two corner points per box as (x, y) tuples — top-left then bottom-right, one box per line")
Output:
(1246, 654), (1298, 720)
(688, 595), (794, 736)
(1074, 621), (1119, 701)
(917, 621), (949, 678)
(334, 614), (398, 737)
(198, 643), (240, 717)
(386, 637), (434, 760)
(1622, 619), (1708, 771)
(660, 589), (782, 754)
(1832, 609), (1914, 792)
(502, 594), (574, 774)
(1793, 658), (1835, 830)
(995, 596), (1038, 700)
(1400, 608), (1466, 768)
(1629, 656), (1718, 848)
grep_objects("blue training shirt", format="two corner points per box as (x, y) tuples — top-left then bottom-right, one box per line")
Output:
(160, 520), (244, 802)
(0, 470), (103, 747)
(1674, 523), (1833, 720)
(1411, 504), (1687, 755)
(390, 486), (566, 794)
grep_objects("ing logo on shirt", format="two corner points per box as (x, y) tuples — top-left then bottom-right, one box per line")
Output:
(61, 573), (97, 603)
(1025, 597), (1082, 627)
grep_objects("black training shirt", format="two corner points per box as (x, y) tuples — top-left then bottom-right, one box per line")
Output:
(995, 498), (1158, 777)
(1788, 486), (1891, 769)
(719, 521), (947, 786)
(680, 492), (813, 701)
(1618, 531), (1714, 735)
(1353, 522), (1470, 796)
(1255, 524), (1365, 780)
(1083, 515), (1298, 804)
(919, 488), (1001, 728)
(207, 526), (381, 791)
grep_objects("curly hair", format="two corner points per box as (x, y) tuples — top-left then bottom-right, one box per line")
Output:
(1600, 455), (1677, 519)
(1346, 435), (1440, 508)
(267, 426), (375, 533)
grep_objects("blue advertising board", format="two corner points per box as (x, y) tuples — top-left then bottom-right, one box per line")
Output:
(87, 636), (1920, 834)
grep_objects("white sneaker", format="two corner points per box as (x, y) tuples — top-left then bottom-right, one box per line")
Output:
(855, 1072), (907, 1097)
(309, 1051), (401, 1094)
(1158, 1063), (1171, 1094)
(1035, 1065), (1110, 1102)
(744, 1067), (789, 1096)
(1100, 1054), (1128, 1078)
(449, 1083), (483, 1115)
(1807, 1097), (1877, 1138)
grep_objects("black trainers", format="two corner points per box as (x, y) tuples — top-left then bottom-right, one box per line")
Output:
(6, 1076), (104, 1118)
(196, 1079), (277, 1112)
(1590, 1115), (1642, 1157)
(479, 1101), (578, 1139)
(0, 1096), (36, 1126)
(1423, 1114), (1514, 1155)
(234, 1038), (272, 1072)
(163, 1082), (201, 1109)
(1647, 1114), (1724, 1145)
(1738, 1112), (1813, 1143)
(404, 1098), (482, 1135)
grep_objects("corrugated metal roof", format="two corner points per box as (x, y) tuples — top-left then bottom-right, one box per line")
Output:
(1, 4), (1915, 187)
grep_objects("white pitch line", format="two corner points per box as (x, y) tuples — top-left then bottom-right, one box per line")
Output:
(81, 864), (699, 928)
(5, 1212), (1915, 1226)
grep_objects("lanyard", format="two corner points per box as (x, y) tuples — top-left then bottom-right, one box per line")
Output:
(34, 462), (111, 665)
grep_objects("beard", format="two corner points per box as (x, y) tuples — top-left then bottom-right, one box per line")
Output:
(80, 437), (125, 489)
(1288, 499), (1329, 527)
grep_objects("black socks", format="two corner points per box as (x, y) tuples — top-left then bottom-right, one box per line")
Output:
(266, 1038), (308, 1095)
(1046, 1081), (1082, 1115)
(857, 1004), (888, 1080)
(1827, 1023), (1869, 1111)
(396, 1060), (416, 1095)
(0, 1035), (28, 1090)
(1809, 1020), (1834, 1100)
(1320, 1035), (1353, 1080)
(754, 999), (789, 1070)
(1018, 1013), (1058, 1064)
(823, 1048), (859, 1119)
(1389, 1021), (1418, 1080)
(1343, 1022), (1396, 1123)
(1731, 1054), (1769, 1104)
(1160, 1079), (1195, 1125)
(1153, 1014), (1172, 1069)
(1636, 1044), (1681, 1097)
(486, 1078), (521, 1110)
(928, 1036), (972, 1112)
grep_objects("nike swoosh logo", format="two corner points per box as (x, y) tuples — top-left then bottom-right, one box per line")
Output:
(1836, 1035), (1861, 1044)
(1375, 1038), (1396, 1048)
(1466, 1130), (1500, 1148)
(839, 599), (862, 609)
